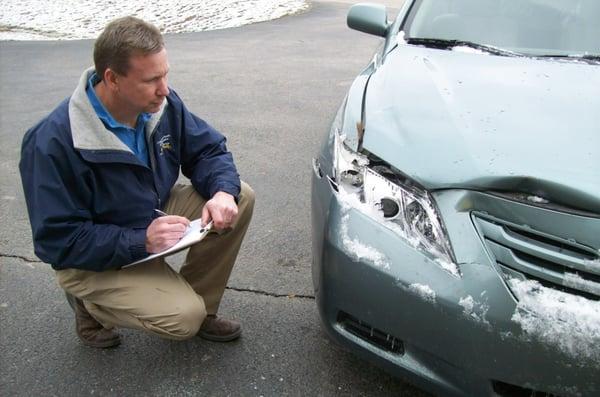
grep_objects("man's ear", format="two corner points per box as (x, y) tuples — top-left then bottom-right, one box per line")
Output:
(103, 68), (120, 92)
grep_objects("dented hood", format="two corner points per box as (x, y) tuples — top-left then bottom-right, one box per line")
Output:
(362, 45), (600, 212)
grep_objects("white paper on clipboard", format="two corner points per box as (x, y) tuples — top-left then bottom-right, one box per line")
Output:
(124, 220), (213, 267)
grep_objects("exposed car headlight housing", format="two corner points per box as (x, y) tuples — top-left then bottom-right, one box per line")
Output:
(332, 131), (457, 273)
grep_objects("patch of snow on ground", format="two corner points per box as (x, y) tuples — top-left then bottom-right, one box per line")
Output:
(509, 278), (600, 363)
(0, 0), (308, 41)
(408, 283), (436, 303)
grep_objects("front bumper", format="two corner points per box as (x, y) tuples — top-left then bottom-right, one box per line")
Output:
(311, 167), (599, 397)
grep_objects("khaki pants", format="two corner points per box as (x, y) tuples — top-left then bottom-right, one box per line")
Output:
(56, 182), (255, 340)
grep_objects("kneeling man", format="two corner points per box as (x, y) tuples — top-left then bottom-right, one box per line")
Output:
(19, 16), (254, 348)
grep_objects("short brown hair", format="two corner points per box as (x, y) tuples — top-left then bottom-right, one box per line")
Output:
(94, 16), (164, 78)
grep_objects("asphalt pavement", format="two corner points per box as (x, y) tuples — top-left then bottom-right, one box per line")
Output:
(0, 1), (429, 396)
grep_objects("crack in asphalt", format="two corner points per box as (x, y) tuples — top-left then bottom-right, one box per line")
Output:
(1, 253), (315, 299)
(0, 253), (42, 263)
(226, 286), (315, 300)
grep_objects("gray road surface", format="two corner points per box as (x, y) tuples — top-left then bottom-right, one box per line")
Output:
(0, 1), (430, 396)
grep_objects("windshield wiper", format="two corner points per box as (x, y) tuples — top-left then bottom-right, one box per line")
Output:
(580, 54), (600, 60)
(538, 53), (600, 64)
(406, 37), (523, 57)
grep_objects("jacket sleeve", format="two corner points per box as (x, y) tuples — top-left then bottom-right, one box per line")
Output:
(174, 92), (241, 200)
(19, 119), (148, 271)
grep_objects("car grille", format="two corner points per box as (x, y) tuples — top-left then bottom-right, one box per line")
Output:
(473, 213), (600, 300)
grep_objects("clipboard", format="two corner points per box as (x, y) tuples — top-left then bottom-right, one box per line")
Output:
(124, 220), (213, 267)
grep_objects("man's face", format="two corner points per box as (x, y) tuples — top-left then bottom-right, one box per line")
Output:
(114, 48), (170, 114)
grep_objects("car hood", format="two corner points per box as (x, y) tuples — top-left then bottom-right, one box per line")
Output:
(362, 45), (600, 213)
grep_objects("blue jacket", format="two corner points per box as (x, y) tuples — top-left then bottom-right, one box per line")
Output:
(19, 68), (240, 272)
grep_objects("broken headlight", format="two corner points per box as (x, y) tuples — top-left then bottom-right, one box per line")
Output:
(332, 132), (456, 267)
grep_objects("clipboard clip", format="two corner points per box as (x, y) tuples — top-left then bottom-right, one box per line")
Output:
(200, 221), (213, 234)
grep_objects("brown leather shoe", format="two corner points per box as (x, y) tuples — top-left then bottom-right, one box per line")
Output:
(197, 315), (242, 342)
(65, 293), (120, 348)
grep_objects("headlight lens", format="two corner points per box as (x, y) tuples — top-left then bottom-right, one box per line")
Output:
(332, 131), (457, 273)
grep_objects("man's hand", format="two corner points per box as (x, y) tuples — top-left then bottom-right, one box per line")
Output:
(146, 215), (190, 253)
(201, 191), (238, 230)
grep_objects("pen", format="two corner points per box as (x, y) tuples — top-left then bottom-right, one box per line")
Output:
(154, 209), (169, 217)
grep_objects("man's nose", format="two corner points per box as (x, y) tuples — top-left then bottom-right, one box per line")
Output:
(157, 78), (169, 96)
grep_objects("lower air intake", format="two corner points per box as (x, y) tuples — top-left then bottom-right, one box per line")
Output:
(492, 380), (558, 397)
(337, 311), (404, 355)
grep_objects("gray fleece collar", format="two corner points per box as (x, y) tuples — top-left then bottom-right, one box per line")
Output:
(68, 67), (167, 151)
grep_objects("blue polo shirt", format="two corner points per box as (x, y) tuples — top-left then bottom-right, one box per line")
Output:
(86, 73), (151, 166)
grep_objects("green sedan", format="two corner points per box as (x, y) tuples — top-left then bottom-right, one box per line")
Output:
(311, 1), (600, 396)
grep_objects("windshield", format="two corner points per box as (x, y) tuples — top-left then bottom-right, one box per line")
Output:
(403, 0), (600, 57)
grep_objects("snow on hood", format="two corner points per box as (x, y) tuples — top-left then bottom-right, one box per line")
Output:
(362, 45), (600, 211)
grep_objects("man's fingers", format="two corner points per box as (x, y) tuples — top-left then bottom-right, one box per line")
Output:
(201, 206), (212, 227)
(210, 206), (225, 228)
(155, 216), (189, 231)
(146, 215), (190, 253)
(164, 231), (186, 240)
(154, 230), (186, 243)
(203, 193), (239, 230)
(159, 215), (190, 226)
(224, 206), (238, 224)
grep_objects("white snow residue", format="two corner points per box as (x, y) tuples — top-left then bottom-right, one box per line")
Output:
(340, 214), (390, 270)
(582, 258), (600, 273)
(543, 385), (582, 397)
(0, 0), (308, 41)
(458, 295), (491, 327)
(336, 186), (372, 215)
(526, 195), (549, 204)
(397, 30), (406, 44)
(563, 273), (600, 296)
(434, 258), (460, 278)
(408, 283), (436, 303)
(452, 46), (488, 55)
(458, 295), (474, 313)
(509, 278), (600, 363)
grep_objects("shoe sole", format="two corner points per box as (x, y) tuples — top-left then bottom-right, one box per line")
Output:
(78, 336), (121, 349)
(197, 328), (242, 342)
